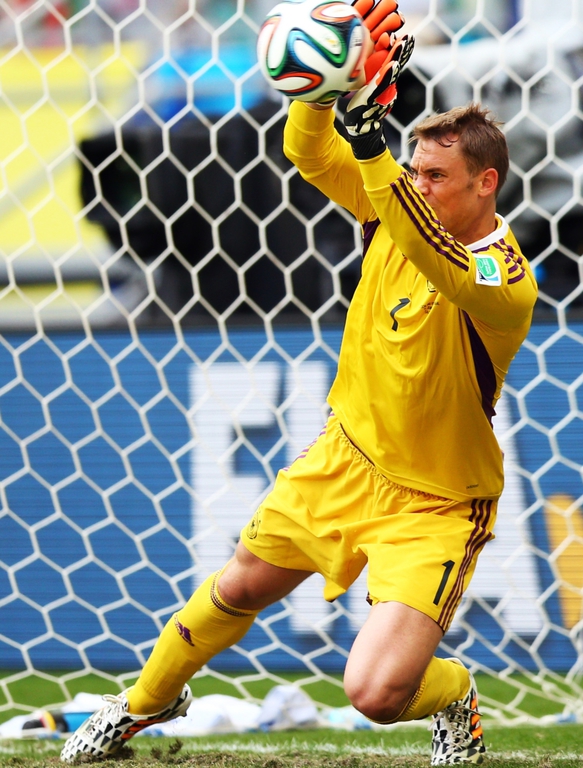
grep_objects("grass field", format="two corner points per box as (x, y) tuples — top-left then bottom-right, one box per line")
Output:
(2, 724), (583, 767)
(1, 672), (583, 766)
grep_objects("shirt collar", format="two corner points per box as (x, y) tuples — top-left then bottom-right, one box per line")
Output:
(466, 214), (509, 252)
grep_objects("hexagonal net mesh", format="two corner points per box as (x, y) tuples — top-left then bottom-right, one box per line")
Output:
(0, 0), (582, 727)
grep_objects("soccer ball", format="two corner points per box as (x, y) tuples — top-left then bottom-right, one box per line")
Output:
(257, 0), (366, 103)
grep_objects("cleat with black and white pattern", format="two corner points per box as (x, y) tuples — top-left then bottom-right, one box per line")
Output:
(60, 684), (192, 762)
(430, 660), (485, 765)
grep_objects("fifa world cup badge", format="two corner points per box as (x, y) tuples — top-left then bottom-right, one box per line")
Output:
(475, 255), (502, 286)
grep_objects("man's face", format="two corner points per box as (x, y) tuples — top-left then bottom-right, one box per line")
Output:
(409, 136), (488, 244)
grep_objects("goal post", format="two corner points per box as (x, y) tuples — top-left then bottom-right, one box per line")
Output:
(0, 0), (583, 726)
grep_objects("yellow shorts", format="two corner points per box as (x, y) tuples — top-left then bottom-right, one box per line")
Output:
(241, 414), (497, 632)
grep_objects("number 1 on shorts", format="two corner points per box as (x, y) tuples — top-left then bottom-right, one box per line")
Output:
(433, 559), (455, 605)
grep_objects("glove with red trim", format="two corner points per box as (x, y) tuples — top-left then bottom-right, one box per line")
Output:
(313, 0), (407, 107)
(344, 33), (415, 159)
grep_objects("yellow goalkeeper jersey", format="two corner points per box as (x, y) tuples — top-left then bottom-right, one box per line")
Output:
(283, 102), (538, 502)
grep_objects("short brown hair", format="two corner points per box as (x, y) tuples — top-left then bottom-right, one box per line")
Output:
(412, 103), (509, 196)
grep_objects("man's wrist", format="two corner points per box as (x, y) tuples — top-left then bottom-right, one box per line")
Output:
(347, 127), (387, 160)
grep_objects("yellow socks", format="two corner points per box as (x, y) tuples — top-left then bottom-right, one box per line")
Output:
(126, 576), (467, 723)
(126, 571), (258, 714)
(397, 657), (470, 722)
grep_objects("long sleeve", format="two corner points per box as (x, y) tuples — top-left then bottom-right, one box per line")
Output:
(283, 101), (376, 225)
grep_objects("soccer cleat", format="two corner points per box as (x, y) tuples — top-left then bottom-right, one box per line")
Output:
(430, 661), (486, 765)
(59, 684), (192, 762)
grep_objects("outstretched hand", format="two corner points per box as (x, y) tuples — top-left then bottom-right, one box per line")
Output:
(313, 0), (407, 108)
(352, 0), (406, 83)
(352, 0), (405, 45)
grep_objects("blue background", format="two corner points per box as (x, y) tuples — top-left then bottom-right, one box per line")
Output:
(0, 321), (581, 672)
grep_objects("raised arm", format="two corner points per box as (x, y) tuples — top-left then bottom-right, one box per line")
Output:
(283, 101), (376, 225)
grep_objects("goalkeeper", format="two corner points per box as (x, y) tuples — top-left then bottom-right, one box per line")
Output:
(61, 4), (538, 766)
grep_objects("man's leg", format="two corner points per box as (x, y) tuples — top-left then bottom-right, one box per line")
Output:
(128, 542), (313, 713)
(60, 543), (313, 762)
(344, 601), (485, 765)
(344, 600), (468, 722)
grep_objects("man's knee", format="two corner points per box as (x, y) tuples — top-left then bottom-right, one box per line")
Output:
(216, 543), (312, 611)
(344, 670), (417, 724)
(215, 548), (264, 610)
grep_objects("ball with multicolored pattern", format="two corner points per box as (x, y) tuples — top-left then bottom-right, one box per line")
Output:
(257, 0), (367, 103)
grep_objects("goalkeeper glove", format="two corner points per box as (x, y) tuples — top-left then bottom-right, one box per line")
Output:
(313, 0), (406, 107)
(352, 0), (406, 82)
(352, 0), (405, 44)
(344, 34), (414, 160)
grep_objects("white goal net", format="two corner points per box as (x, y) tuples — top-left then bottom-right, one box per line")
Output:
(0, 0), (582, 728)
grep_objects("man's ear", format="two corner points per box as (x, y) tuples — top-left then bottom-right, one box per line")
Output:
(478, 168), (498, 197)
